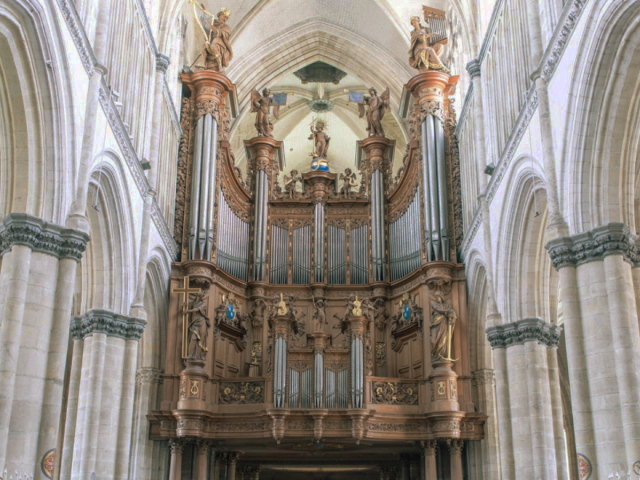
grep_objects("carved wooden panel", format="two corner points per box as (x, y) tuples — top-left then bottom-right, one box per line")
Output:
(395, 333), (423, 379)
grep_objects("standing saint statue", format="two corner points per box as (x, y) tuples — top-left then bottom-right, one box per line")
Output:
(430, 290), (457, 362)
(283, 170), (301, 199)
(251, 88), (281, 137)
(190, 1), (233, 72)
(339, 168), (358, 199)
(408, 15), (448, 73)
(311, 296), (327, 331)
(358, 87), (390, 137)
(183, 291), (211, 361)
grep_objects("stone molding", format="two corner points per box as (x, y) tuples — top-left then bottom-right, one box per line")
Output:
(156, 53), (171, 75)
(72, 309), (146, 340)
(486, 318), (562, 349)
(546, 222), (637, 270)
(465, 59), (481, 79)
(137, 367), (163, 385)
(0, 213), (89, 260)
(471, 369), (496, 386)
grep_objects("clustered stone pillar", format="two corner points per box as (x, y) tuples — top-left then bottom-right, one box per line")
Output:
(486, 318), (565, 480)
(60, 310), (145, 480)
(0, 214), (89, 475)
(547, 223), (640, 477)
(421, 440), (437, 479)
(465, 55), (504, 480)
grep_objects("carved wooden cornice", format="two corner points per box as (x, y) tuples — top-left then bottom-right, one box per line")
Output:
(486, 318), (562, 349)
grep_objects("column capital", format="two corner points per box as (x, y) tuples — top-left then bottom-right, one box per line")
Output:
(0, 213), (89, 260)
(169, 439), (184, 454)
(136, 367), (163, 385)
(156, 53), (171, 75)
(420, 439), (438, 455)
(447, 438), (464, 453)
(181, 70), (237, 122)
(486, 318), (562, 349)
(471, 368), (496, 386)
(465, 59), (481, 79)
(546, 222), (637, 269)
(72, 309), (147, 340)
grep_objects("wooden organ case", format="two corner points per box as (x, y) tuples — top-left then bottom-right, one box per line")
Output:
(150, 37), (485, 480)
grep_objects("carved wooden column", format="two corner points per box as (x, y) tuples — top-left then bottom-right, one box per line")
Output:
(245, 137), (282, 283)
(449, 439), (464, 480)
(168, 440), (183, 480)
(400, 454), (411, 480)
(181, 71), (236, 260)
(227, 452), (239, 480)
(196, 441), (209, 480)
(357, 137), (394, 282)
(302, 171), (336, 285)
(421, 440), (437, 479)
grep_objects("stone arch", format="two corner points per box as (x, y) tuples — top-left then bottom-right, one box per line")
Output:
(0, 0), (73, 224)
(495, 156), (559, 322)
(561, 0), (640, 233)
(466, 251), (492, 373)
(77, 151), (137, 315)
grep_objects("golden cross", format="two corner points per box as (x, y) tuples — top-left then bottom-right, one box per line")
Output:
(172, 275), (201, 359)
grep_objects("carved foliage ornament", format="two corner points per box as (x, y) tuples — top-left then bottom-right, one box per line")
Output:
(372, 381), (419, 405)
(218, 381), (265, 405)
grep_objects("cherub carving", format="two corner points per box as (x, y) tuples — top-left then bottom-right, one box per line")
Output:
(358, 87), (390, 137)
(339, 168), (358, 200)
(283, 170), (301, 199)
(251, 88), (280, 137)
(370, 298), (388, 330)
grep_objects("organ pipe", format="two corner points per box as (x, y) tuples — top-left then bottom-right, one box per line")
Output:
(216, 195), (250, 281)
(189, 115), (219, 260)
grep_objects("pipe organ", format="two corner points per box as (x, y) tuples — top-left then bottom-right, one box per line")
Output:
(160, 66), (482, 480)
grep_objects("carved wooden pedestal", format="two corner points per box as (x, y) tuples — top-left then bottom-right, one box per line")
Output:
(176, 360), (209, 437)
(429, 360), (459, 412)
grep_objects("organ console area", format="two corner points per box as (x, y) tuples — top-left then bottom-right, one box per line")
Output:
(150, 21), (486, 478)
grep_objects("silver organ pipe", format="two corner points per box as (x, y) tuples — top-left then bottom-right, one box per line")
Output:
(370, 170), (387, 282)
(252, 171), (269, 281)
(349, 225), (368, 285)
(314, 203), (325, 283)
(216, 195), (250, 281)
(422, 115), (450, 261)
(328, 225), (347, 285)
(270, 225), (288, 284)
(292, 226), (311, 284)
(389, 193), (421, 281)
(188, 115), (219, 260)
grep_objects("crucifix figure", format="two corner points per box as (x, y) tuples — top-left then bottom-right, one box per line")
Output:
(171, 275), (201, 360)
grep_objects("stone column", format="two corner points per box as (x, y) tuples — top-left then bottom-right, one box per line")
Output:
(212, 451), (221, 480)
(131, 367), (162, 479)
(487, 318), (563, 480)
(471, 369), (499, 478)
(449, 439), (463, 480)
(421, 440), (437, 479)
(59, 333), (85, 480)
(492, 347), (514, 479)
(547, 346), (569, 480)
(168, 440), (183, 480)
(114, 336), (144, 478)
(547, 224), (640, 476)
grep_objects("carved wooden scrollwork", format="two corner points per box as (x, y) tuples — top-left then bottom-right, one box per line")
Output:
(371, 381), (419, 405)
(218, 381), (265, 405)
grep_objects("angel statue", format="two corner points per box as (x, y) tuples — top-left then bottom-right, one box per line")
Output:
(283, 170), (301, 199)
(189, 1), (233, 72)
(430, 290), (457, 362)
(339, 168), (358, 200)
(358, 87), (390, 137)
(308, 120), (331, 171)
(409, 15), (448, 73)
(183, 291), (210, 361)
(251, 88), (281, 137)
